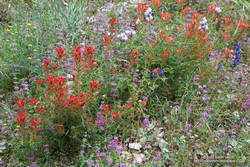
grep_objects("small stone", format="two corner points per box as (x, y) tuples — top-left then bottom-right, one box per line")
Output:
(129, 143), (142, 150)
(133, 153), (145, 164)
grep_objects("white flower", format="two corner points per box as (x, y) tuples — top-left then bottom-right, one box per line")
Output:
(67, 74), (74, 79)
(146, 15), (153, 21)
(200, 17), (207, 25)
(136, 18), (141, 24)
(144, 7), (153, 21)
(199, 17), (208, 30)
(125, 30), (136, 36)
(117, 33), (128, 41)
(144, 8), (152, 16)
(215, 7), (222, 13)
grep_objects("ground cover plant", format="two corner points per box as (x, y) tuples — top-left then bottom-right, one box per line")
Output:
(0, 0), (249, 166)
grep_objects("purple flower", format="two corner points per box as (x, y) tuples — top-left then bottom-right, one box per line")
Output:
(141, 96), (148, 101)
(107, 157), (113, 164)
(202, 96), (211, 104)
(107, 137), (119, 149)
(79, 150), (85, 156)
(206, 107), (214, 112)
(111, 88), (118, 92)
(110, 83), (118, 87)
(115, 145), (124, 152)
(241, 80), (247, 88)
(43, 144), (50, 148)
(231, 132), (237, 138)
(87, 160), (94, 167)
(28, 156), (35, 161)
(96, 113), (105, 129)
(0, 145), (6, 151)
(185, 124), (192, 130)
(186, 132), (192, 137)
(157, 69), (164, 77)
(142, 119), (151, 127)
(29, 162), (38, 167)
(233, 72), (241, 79)
(110, 94), (119, 97)
(100, 152), (108, 157)
(220, 130), (226, 137)
(117, 163), (126, 167)
(246, 99), (250, 106)
(200, 112), (210, 122)
(0, 161), (4, 166)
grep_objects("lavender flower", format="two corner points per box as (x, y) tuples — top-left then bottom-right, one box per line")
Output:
(117, 163), (126, 167)
(241, 80), (247, 88)
(29, 162), (38, 167)
(117, 33), (128, 41)
(199, 17), (208, 31)
(232, 43), (241, 68)
(142, 119), (151, 127)
(231, 132), (237, 138)
(0, 161), (4, 166)
(87, 160), (94, 167)
(107, 157), (113, 164)
(219, 130), (226, 137)
(141, 96), (148, 101)
(110, 83), (118, 87)
(96, 113), (105, 130)
(79, 150), (85, 156)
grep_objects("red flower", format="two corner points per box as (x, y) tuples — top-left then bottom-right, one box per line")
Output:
(56, 48), (66, 58)
(102, 104), (111, 112)
(112, 112), (120, 120)
(56, 48), (65, 55)
(161, 50), (170, 57)
(73, 46), (81, 52)
(180, 7), (190, 15)
(223, 16), (231, 23)
(47, 76), (55, 83)
(16, 99), (26, 108)
(176, 48), (183, 54)
(131, 49), (139, 57)
(79, 93), (87, 98)
(35, 105), (46, 113)
(137, 3), (147, 12)
(30, 98), (38, 105)
(84, 45), (95, 54)
(35, 79), (43, 84)
(152, 0), (161, 7)
(109, 18), (117, 25)
(102, 35), (111, 46)
(160, 12), (172, 21)
(90, 81), (102, 91)
(30, 118), (40, 126)
(92, 59), (99, 66)
(57, 77), (65, 84)
(43, 60), (50, 69)
(176, 0), (184, 4)
(16, 113), (28, 121)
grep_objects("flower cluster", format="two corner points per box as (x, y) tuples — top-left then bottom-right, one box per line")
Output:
(199, 17), (208, 31)
(15, 98), (44, 140)
(151, 68), (163, 79)
(232, 43), (241, 68)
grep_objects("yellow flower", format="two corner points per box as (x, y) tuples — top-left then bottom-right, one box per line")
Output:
(122, 151), (130, 155)
(26, 23), (32, 27)
(28, 44), (32, 47)
(27, 57), (32, 60)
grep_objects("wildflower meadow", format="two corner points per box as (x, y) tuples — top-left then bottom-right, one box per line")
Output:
(0, 0), (249, 166)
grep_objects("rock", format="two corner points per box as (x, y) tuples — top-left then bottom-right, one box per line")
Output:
(129, 143), (142, 150)
(133, 153), (145, 164)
